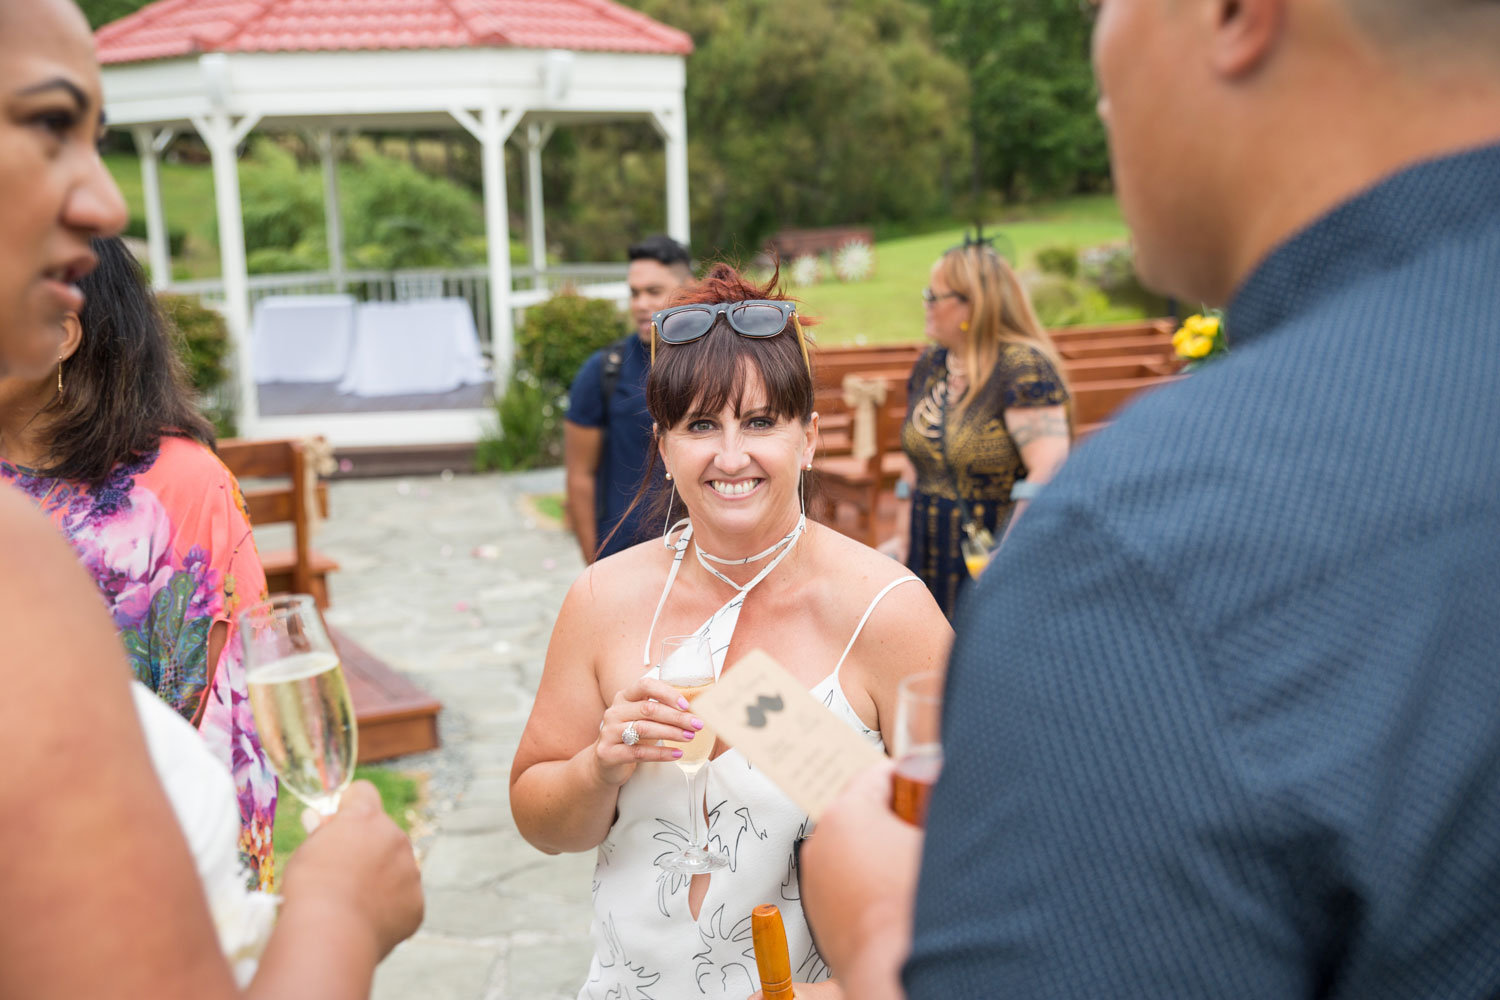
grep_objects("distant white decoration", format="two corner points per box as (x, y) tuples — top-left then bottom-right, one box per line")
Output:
(790, 254), (824, 288)
(832, 240), (874, 283)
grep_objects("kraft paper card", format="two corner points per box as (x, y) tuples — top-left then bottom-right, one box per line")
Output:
(690, 648), (884, 821)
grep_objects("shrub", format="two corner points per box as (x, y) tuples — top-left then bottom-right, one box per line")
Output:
(475, 372), (566, 472)
(158, 292), (235, 436)
(832, 241), (875, 283)
(344, 152), (485, 270)
(236, 140), (324, 257)
(1026, 273), (1114, 328)
(790, 254), (824, 288)
(1080, 242), (1171, 316)
(122, 217), (187, 257)
(515, 290), (628, 389)
(1035, 244), (1080, 279)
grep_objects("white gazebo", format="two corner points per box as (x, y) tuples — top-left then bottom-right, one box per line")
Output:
(96, 0), (692, 445)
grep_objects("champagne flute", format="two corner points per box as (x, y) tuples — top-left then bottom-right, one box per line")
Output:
(962, 523), (996, 579)
(239, 594), (358, 816)
(655, 633), (727, 874)
(891, 670), (943, 827)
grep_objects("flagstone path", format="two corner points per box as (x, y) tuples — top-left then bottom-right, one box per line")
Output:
(270, 468), (595, 1000)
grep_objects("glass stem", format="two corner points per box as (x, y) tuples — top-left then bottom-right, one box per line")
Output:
(685, 768), (704, 853)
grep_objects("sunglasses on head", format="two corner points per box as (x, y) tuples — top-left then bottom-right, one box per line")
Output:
(650, 299), (811, 374)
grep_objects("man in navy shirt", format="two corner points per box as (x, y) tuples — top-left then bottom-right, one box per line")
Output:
(802, 1), (1500, 997)
(564, 235), (691, 562)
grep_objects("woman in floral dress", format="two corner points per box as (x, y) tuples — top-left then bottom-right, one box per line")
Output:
(0, 236), (277, 888)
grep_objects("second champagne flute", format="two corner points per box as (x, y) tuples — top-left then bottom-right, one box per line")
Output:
(239, 594), (358, 816)
(891, 670), (943, 827)
(655, 633), (727, 874)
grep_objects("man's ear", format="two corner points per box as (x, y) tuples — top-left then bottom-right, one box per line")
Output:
(1209, 0), (1286, 78)
(59, 313), (83, 363)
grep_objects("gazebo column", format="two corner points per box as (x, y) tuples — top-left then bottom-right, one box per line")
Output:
(315, 129), (347, 292)
(452, 105), (524, 385)
(522, 121), (555, 289)
(190, 108), (263, 436)
(651, 103), (692, 248)
(131, 126), (175, 289)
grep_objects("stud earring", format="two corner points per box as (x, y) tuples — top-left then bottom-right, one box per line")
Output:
(665, 471), (673, 481)
(805, 462), (813, 471)
(959, 320), (970, 332)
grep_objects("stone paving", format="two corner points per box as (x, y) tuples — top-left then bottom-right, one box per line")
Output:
(266, 467), (595, 1000)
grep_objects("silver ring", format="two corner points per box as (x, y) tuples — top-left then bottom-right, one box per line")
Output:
(621, 722), (641, 746)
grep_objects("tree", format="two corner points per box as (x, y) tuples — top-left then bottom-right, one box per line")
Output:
(921, 0), (1109, 200)
(619, 0), (970, 258)
(76, 0), (152, 29)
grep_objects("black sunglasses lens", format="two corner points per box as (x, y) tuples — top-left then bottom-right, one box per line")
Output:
(730, 303), (788, 337)
(659, 309), (715, 344)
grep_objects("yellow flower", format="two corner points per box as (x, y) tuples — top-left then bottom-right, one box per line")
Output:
(1172, 327), (1192, 351)
(1193, 315), (1221, 338)
(1182, 335), (1214, 359)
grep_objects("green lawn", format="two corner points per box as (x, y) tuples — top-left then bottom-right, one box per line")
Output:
(796, 195), (1134, 346)
(270, 765), (422, 884)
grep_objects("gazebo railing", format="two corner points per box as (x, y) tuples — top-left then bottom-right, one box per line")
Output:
(169, 263), (631, 353)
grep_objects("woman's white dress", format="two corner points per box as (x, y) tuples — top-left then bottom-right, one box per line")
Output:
(580, 520), (917, 998)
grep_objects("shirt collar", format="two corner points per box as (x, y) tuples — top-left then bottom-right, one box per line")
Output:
(1227, 141), (1500, 347)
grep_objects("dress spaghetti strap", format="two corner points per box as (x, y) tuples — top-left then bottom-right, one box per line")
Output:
(831, 576), (921, 679)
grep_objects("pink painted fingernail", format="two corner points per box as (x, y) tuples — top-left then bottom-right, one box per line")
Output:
(691, 717), (704, 730)
(677, 697), (691, 710)
(671, 749), (684, 759)
(682, 730), (696, 740)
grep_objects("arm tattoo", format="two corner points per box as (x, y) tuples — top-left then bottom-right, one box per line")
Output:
(1007, 410), (1070, 448)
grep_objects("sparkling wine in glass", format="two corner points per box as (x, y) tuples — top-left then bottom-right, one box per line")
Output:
(239, 594), (357, 816)
(655, 633), (727, 874)
(891, 670), (943, 827)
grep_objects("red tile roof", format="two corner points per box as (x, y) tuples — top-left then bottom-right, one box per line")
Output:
(95, 0), (693, 65)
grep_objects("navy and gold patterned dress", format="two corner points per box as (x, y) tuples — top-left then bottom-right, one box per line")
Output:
(901, 344), (1069, 617)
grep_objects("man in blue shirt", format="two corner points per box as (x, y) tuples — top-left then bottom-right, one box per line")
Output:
(564, 235), (691, 562)
(802, 1), (1500, 997)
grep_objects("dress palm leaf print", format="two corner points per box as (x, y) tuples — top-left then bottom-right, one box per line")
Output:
(692, 904), (758, 996)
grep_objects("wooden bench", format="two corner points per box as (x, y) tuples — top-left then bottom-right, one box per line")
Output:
(1072, 374), (1183, 427)
(330, 625), (443, 764)
(219, 437), (442, 763)
(218, 437), (340, 609)
(814, 371), (910, 546)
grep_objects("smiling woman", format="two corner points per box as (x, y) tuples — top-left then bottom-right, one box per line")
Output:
(510, 263), (953, 1000)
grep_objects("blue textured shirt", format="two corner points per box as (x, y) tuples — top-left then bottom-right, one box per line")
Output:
(566, 333), (658, 557)
(909, 143), (1500, 998)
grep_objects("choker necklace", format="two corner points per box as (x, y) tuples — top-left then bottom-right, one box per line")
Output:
(692, 515), (806, 593)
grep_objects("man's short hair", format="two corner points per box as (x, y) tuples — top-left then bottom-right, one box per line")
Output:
(627, 234), (692, 273)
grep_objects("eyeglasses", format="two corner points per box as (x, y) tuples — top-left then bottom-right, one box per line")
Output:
(650, 299), (810, 375)
(921, 288), (966, 306)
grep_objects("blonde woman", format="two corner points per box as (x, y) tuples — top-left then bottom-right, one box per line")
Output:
(881, 240), (1071, 617)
